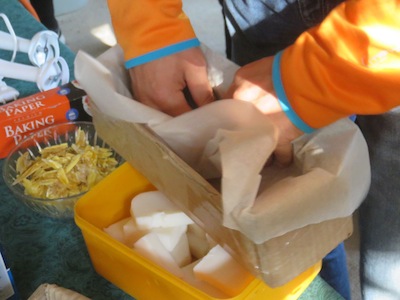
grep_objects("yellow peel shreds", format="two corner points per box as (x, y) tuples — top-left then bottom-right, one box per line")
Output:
(56, 168), (69, 185)
(13, 127), (118, 199)
(42, 158), (63, 170)
(16, 152), (32, 174)
(22, 178), (46, 198)
(65, 153), (82, 173)
(75, 128), (87, 148)
(13, 162), (42, 185)
(40, 143), (68, 156)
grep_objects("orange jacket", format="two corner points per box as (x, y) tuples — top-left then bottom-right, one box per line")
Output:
(107, 0), (199, 68)
(107, 0), (400, 132)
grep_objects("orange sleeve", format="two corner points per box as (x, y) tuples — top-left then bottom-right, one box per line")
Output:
(107, 0), (199, 68)
(277, 0), (400, 130)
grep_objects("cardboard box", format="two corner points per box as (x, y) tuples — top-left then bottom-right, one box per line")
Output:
(91, 110), (353, 288)
(75, 162), (322, 300)
(0, 81), (91, 158)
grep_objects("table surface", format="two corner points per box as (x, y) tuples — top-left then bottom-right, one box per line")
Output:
(0, 1), (342, 299)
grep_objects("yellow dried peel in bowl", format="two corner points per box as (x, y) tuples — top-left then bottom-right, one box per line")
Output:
(13, 128), (119, 199)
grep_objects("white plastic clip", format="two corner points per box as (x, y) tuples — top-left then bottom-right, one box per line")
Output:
(0, 57), (70, 91)
(0, 13), (69, 94)
(0, 30), (60, 66)
(0, 13), (60, 66)
(0, 80), (19, 105)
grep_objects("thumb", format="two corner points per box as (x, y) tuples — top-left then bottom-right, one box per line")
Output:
(273, 142), (295, 167)
(183, 86), (214, 109)
(185, 63), (215, 108)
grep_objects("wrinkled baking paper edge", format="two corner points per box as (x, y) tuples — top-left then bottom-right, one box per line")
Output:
(28, 283), (90, 300)
(74, 45), (371, 244)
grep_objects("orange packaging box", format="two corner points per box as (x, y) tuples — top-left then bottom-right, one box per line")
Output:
(0, 81), (91, 158)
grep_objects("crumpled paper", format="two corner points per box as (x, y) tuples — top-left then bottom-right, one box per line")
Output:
(74, 45), (371, 244)
(28, 283), (90, 300)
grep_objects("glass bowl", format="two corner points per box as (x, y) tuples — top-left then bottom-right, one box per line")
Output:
(2, 121), (124, 219)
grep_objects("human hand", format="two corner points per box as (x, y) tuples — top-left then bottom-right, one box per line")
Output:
(128, 47), (215, 116)
(225, 56), (304, 166)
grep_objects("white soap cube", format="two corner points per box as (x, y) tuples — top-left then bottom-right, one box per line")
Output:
(131, 191), (193, 230)
(193, 245), (253, 296)
(123, 218), (148, 247)
(170, 234), (192, 267)
(103, 217), (131, 244)
(181, 261), (229, 298)
(153, 225), (191, 267)
(134, 232), (183, 278)
(153, 225), (187, 251)
(170, 231), (191, 267)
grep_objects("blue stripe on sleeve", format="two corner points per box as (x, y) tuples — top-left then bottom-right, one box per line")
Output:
(272, 51), (315, 134)
(124, 38), (200, 69)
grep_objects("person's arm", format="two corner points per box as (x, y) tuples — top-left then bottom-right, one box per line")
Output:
(107, 0), (214, 115)
(227, 0), (400, 165)
(225, 56), (304, 166)
(276, 0), (400, 131)
(107, 0), (198, 67)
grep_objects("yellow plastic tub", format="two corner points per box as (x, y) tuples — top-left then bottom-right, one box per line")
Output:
(75, 162), (321, 300)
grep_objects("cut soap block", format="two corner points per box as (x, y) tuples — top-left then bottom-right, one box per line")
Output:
(131, 191), (193, 230)
(122, 218), (148, 247)
(104, 217), (147, 247)
(193, 244), (254, 297)
(181, 261), (229, 298)
(103, 217), (131, 244)
(134, 232), (183, 278)
(153, 225), (191, 267)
